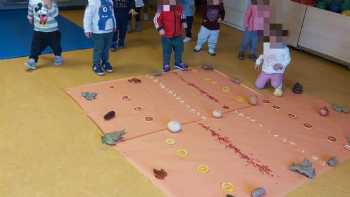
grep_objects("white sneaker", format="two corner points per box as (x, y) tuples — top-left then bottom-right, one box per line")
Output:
(183, 37), (192, 43)
(273, 87), (283, 97)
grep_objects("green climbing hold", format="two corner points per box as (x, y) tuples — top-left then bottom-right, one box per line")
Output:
(101, 129), (126, 145)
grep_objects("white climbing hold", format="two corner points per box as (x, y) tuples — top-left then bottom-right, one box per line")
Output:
(212, 110), (223, 119)
(167, 121), (182, 133)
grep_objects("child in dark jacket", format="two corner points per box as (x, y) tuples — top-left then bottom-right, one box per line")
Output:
(193, 0), (225, 56)
(153, 0), (188, 72)
(111, 0), (135, 51)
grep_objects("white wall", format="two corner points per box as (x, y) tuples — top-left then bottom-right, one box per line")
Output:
(223, 0), (250, 30)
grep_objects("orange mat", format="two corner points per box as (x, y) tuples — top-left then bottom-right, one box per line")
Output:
(66, 69), (350, 197)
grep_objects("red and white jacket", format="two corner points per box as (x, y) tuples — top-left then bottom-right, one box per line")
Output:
(153, 4), (186, 38)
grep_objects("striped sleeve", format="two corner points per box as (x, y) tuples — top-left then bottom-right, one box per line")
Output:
(153, 6), (163, 31)
(47, 3), (59, 18)
(27, 1), (34, 20)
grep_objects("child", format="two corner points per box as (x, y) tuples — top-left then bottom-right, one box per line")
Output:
(128, 0), (144, 32)
(154, 0), (188, 72)
(238, 0), (271, 60)
(84, 0), (116, 76)
(26, 0), (63, 70)
(111, 0), (135, 51)
(193, 0), (225, 56)
(181, 0), (195, 43)
(255, 24), (290, 97)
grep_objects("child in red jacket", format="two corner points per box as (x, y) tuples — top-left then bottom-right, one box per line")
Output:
(153, 0), (188, 72)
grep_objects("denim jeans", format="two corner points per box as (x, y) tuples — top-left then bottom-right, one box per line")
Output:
(195, 26), (220, 50)
(239, 30), (258, 55)
(161, 36), (184, 65)
(92, 32), (113, 65)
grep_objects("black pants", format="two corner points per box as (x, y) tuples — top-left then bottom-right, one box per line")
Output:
(30, 30), (62, 62)
(186, 16), (194, 38)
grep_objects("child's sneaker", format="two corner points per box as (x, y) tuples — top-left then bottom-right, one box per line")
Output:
(208, 49), (216, 56)
(238, 52), (244, 60)
(183, 37), (192, 43)
(25, 58), (37, 70)
(103, 62), (113, 73)
(193, 46), (201, 53)
(163, 64), (171, 72)
(93, 64), (105, 76)
(249, 54), (257, 61)
(175, 63), (188, 71)
(54, 56), (63, 66)
(273, 87), (283, 97)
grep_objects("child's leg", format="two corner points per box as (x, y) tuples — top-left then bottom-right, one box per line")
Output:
(208, 30), (219, 54)
(161, 37), (172, 66)
(29, 31), (47, 62)
(255, 72), (271, 89)
(92, 34), (105, 65)
(135, 7), (142, 31)
(118, 18), (128, 48)
(195, 26), (210, 50)
(239, 30), (252, 53)
(270, 73), (284, 89)
(48, 31), (62, 57)
(173, 36), (184, 65)
(102, 32), (114, 64)
(185, 16), (194, 38)
(250, 31), (258, 56)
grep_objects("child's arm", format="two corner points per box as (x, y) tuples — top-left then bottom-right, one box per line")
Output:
(47, 1), (59, 18)
(181, 7), (187, 29)
(255, 55), (263, 70)
(27, 0), (34, 24)
(153, 7), (164, 35)
(83, 0), (95, 38)
(111, 0), (116, 31)
(218, 2), (225, 22)
(243, 6), (252, 30)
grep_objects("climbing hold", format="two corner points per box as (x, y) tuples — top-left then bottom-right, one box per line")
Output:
(145, 116), (153, 121)
(201, 64), (214, 70)
(128, 78), (142, 84)
(251, 187), (266, 197)
(327, 157), (338, 167)
(153, 168), (167, 180)
(81, 92), (97, 101)
(292, 82), (303, 94)
(248, 95), (258, 106)
(167, 121), (182, 133)
(319, 106), (329, 117)
(331, 104), (349, 113)
(101, 129), (126, 145)
(176, 149), (188, 158)
(222, 86), (231, 93)
(231, 77), (241, 84)
(221, 182), (235, 193)
(212, 110), (223, 119)
(196, 165), (209, 174)
(165, 138), (176, 145)
(289, 159), (316, 179)
(152, 71), (163, 77)
(327, 136), (336, 142)
(104, 111), (116, 121)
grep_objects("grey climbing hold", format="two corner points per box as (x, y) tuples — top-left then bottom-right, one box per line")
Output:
(231, 77), (241, 84)
(251, 187), (266, 197)
(289, 159), (316, 179)
(327, 157), (338, 167)
(101, 129), (126, 145)
(201, 64), (214, 71)
(331, 104), (349, 113)
(81, 92), (97, 101)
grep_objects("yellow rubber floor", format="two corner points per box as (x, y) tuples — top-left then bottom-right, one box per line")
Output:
(0, 9), (349, 197)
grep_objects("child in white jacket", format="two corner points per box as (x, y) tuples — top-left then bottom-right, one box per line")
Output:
(255, 24), (290, 97)
(84, 0), (116, 76)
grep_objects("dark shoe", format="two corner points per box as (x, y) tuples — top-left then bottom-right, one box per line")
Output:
(93, 64), (105, 76)
(163, 64), (170, 72)
(103, 62), (113, 73)
(249, 54), (257, 61)
(238, 52), (244, 60)
(174, 63), (188, 71)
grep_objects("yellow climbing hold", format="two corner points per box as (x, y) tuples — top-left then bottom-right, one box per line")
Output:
(197, 165), (209, 174)
(222, 86), (231, 93)
(234, 96), (247, 103)
(221, 182), (235, 193)
(204, 77), (211, 81)
(165, 138), (176, 145)
(176, 149), (188, 158)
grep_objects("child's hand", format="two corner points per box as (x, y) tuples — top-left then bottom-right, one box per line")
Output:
(255, 64), (262, 70)
(218, 18), (222, 23)
(85, 32), (92, 38)
(129, 9), (138, 16)
(159, 29), (165, 36)
(28, 18), (33, 24)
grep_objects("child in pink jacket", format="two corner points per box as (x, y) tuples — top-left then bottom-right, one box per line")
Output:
(238, 0), (271, 61)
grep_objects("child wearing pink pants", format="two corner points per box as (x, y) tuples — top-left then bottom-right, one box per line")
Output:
(255, 24), (290, 97)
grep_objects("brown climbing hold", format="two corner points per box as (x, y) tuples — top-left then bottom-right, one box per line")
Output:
(128, 78), (142, 84)
(153, 168), (167, 180)
(104, 111), (116, 121)
(145, 116), (153, 121)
